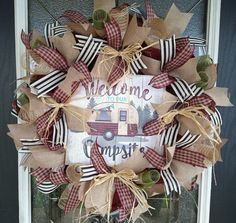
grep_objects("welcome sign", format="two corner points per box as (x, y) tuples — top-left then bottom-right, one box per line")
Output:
(66, 75), (165, 166)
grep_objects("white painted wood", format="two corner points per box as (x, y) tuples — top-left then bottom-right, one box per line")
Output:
(14, 1), (222, 223)
(14, 0), (32, 223)
(197, 1), (221, 223)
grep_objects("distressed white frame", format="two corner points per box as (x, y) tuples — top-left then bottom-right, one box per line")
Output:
(14, 0), (221, 222)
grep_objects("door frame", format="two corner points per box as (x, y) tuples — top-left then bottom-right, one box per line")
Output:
(14, 0), (221, 222)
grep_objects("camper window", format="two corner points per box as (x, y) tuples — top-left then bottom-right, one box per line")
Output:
(96, 110), (111, 121)
(119, 110), (127, 121)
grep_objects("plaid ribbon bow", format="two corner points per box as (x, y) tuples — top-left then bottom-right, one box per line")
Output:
(149, 37), (194, 89)
(143, 93), (216, 136)
(90, 142), (137, 222)
(21, 30), (92, 150)
(144, 147), (207, 170)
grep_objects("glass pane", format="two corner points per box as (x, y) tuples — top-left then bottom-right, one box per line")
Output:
(28, 0), (207, 222)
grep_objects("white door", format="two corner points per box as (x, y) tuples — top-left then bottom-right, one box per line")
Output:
(118, 109), (128, 135)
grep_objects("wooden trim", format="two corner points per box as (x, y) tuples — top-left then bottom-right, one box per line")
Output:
(14, 0), (31, 223)
(197, 1), (221, 223)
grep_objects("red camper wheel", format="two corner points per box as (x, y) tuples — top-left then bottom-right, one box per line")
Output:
(103, 129), (114, 141)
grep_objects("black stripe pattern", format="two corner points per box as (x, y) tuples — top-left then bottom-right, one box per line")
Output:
(176, 130), (200, 149)
(188, 37), (206, 47)
(205, 108), (222, 126)
(129, 3), (142, 15)
(171, 78), (203, 102)
(30, 70), (66, 97)
(38, 181), (59, 194)
(160, 35), (176, 70)
(79, 164), (98, 182)
(74, 34), (107, 65)
(159, 123), (180, 146)
(44, 21), (68, 48)
(161, 168), (181, 195)
(20, 153), (32, 166)
(52, 113), (68, 147)
(130, 53), (147, 74)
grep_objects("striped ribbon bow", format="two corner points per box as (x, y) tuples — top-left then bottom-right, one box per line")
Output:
(144, 147), (207, 194)
(143, 93), (217, 137)
(21, 30), (93, 150)
(89, 142), (152, 222)
(149, 36), (194, 89)
(101, 18), (150, 86)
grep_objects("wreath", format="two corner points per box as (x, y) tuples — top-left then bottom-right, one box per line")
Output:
(8, 0), (231, 222)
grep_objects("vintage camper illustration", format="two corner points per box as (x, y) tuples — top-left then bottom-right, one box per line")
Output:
(87, 102), (139, 140)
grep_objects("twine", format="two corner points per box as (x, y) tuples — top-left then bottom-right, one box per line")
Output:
(160, 106), (222, 144)
(41, 97), (85, 133)
(82, 168), (153, 222)
(98, 41), (159, 84)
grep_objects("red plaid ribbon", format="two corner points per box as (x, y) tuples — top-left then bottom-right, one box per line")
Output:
(173, 149), (206, 168)
(145, 0), (156, 19)
(74, 62), (92, 86)
(149, 72), (175, 89)
(64, 185), (81, 213)
(114, 178), (135, 222)
(144, 147), (206, 169)
(181, 93), (216, 111)
(49, 169), (69, 185)
(107, 59), (126, 86)
(105, 18), (122, 50)
(91, 141), (110, 173)
(31, 167), (69, 185)
(62, 10), (88, 24)
(144, 148), (166, 169)
(21, 30), (31, 49)
(91, 142), (136, 221)
(143, 118), (175, 136)
(163, 38), (194, 72)
(33, 45), (69, 71)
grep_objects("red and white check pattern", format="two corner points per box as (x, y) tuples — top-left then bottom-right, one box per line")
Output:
(64, 185), (81, 213)
(62, 10), (88, 24)
(49, 169), (69, 185)
(105, 18), (122, 50)
(74, 61), (92, 86)
(149, 72), (175, 89)
(107, 59), (125, 86)
(33, 45), (68, 71)
(183, 93), (216, 111)
(21, 30), (31, 49)
(115, 178), (135, 222)
(163, 38), (194, 72)
(144, 148), (166, 170)
(91, 142), (110, 173)
(174, 149), (206, 168)
(145, 0), (156, 19)
(143, 118), (174, 136)
(31, 167), (51, 184)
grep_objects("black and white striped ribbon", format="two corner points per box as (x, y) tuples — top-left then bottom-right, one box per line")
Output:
(129, 3), (142, 15)
(205, 108), (222, 126)
(161, 168), (181, 195)
(176, 130), (200, 149)
(44, 21), (68, 48)
(130, 53), (147, 74)
(79, 164), (98, 182)
(52, 113), (68, 147)
(20, 138), (44, 148)
(30, 70), (66, 97)
(38, 181), (59, 194)
(20, 153), (32, 166)
(159, 122), (180, 146)
(188, 37), (206, 47)
(11, 108), (18, 118)
(74, 34), (107, 65)
(171, 78), (203, 102)
(160, 35), (176, 70)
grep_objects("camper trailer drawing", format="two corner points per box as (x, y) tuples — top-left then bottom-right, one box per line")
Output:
(87, 102), (139, 141)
